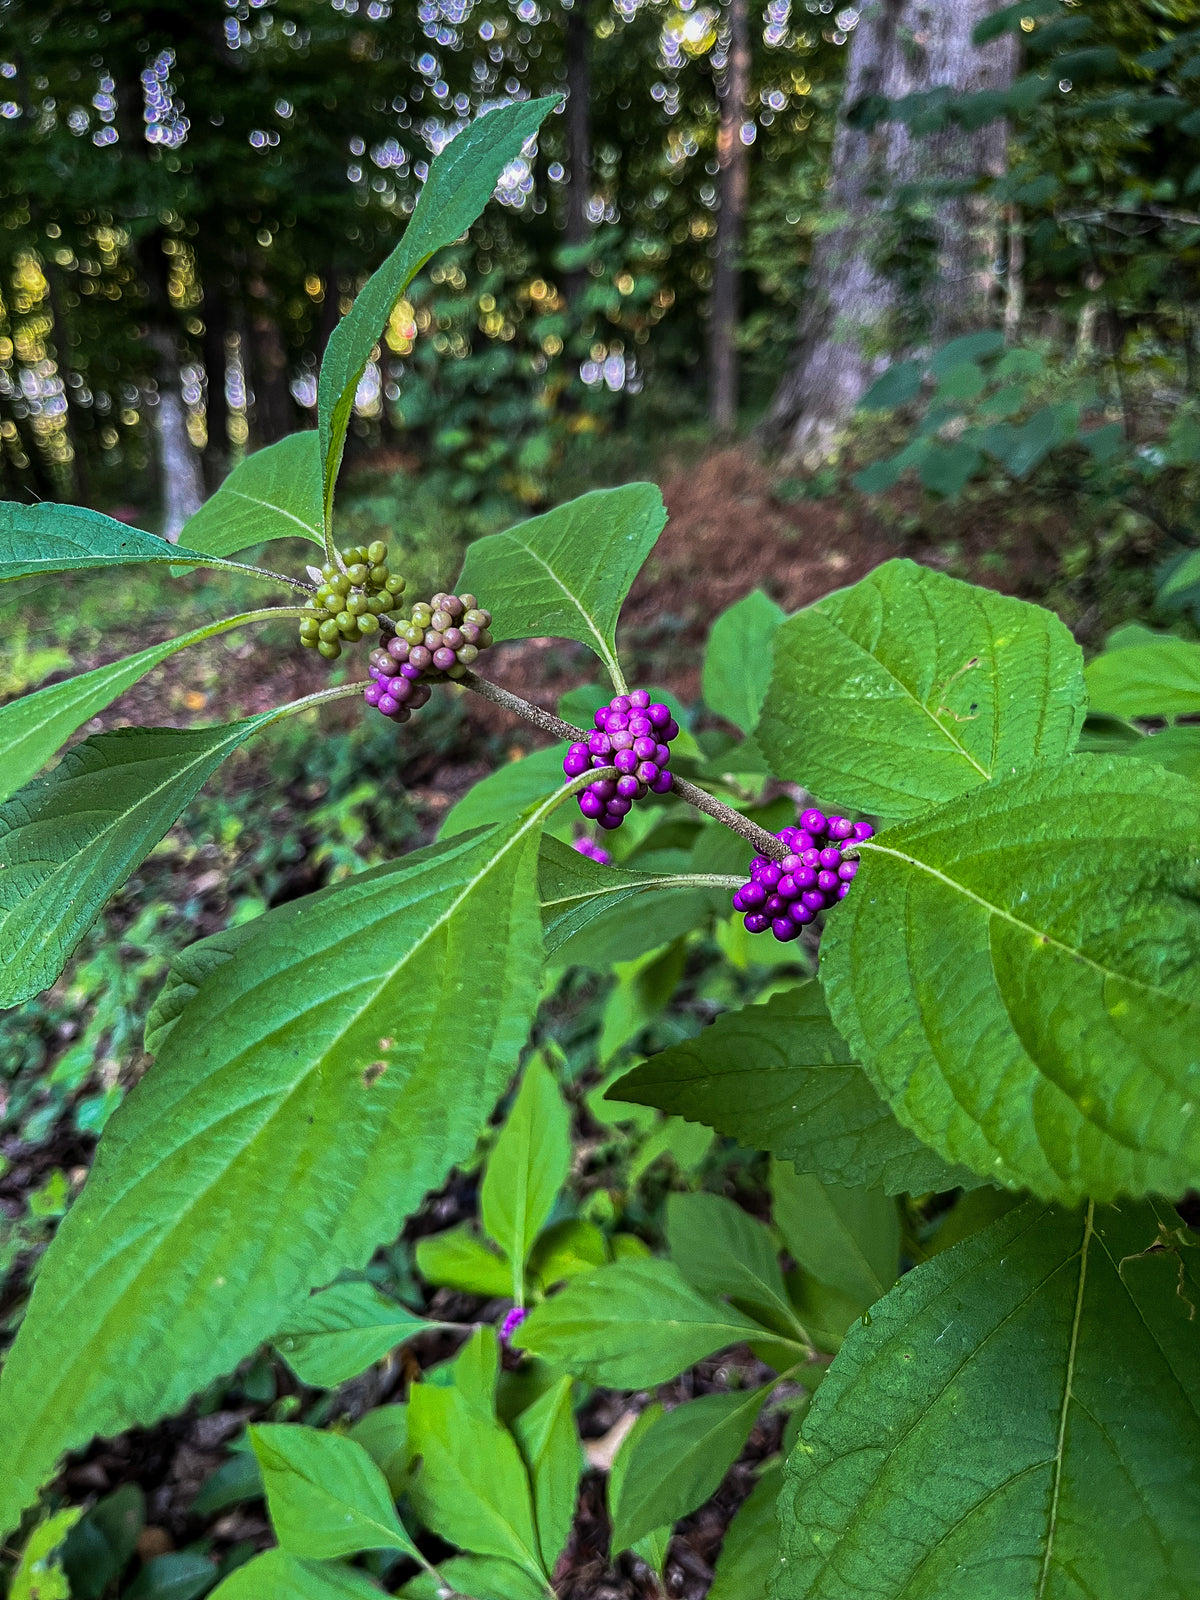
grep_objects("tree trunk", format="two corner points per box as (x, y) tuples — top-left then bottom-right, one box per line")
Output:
(758, 0), (1017, 466)
(42, 261), (91, 505)
(137, 232), (205, 539)
(248, 269), (295, 445)
(563, 0), (592, 305)
(199, 262), (231, 490)
(708, 0), (750, 435)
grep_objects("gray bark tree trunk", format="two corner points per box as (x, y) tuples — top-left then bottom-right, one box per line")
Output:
(709, 0), (751, 435)
(147, 325), (205, 542)
(757, 0), (1017, 466)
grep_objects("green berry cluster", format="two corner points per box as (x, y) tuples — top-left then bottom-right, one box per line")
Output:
(389, 592), (494, 680)
(297, 540), (407, 660)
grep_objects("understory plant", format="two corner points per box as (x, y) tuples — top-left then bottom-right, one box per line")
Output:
(1, 99), (1198, 1600)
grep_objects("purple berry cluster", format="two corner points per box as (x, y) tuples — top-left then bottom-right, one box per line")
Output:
(364, 590), (492, 722)
(562, 690), (679, 831)
(732, 809), (874, 943)
(572, 836), (613, 866)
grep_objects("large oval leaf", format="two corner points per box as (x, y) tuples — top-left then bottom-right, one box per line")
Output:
(774, 1199), (1200, 1599)
(456, 485), (667, 690)
(1084, 628), (1200, 718)
(180, 433), (324, 558)
(758, 560), (1086, 819)
(0, 610), (292, 806)
(0, 500), (271, 585)
(0, 715), (278, 1007)
(820, 756), (1200, 1203)
(607, 984), (983, 1194)
(0, 813), (548, 1539)
(318, 99), (557, 528)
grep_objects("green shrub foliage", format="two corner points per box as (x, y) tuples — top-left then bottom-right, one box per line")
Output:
(0, 101), (1197, 1595)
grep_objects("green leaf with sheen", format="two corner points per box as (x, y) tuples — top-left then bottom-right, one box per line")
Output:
(415, 1226), (514, 1297)
(607, 985), (982, 1194)
(512, 1376), (582, 1573)
(11, 1508), (82, 1600)
(0, 714), (278, 1007)
(0, 611), (293, 806)
(250, 1424), (420, 1561)
(456, 484), (666, 689)
(770, 1159), (899, 1308)
(208, 1550), (384, 1600)
(610, 1387), (769, 1554)
(513, 1259), (775, 1387)
(0, 500), (265, 584)
(706, 1457), (783, 1600)
(318, 99), (556, 529)
(666, 1192), (798, 1338)
(405, 1383), (547, 1583)
(481, 1054), (571, 1296)
(774, 1200), (1200, 1600)
(607, 1408), (670, 1575)
(0, 814), (547, 1541)
(758, 559), (1086, 819)
(440, 744), (566, 840)
(702, 588), (786, 734)
(180, 433), (324, 557)
(820, 755), (1200, 1203)
(349, 1406), (410, 1495)
(397, 1556), (547, 1600)
(538, 835), (727, 967)
(1084, 631), (1200, 718)
(273, 1281), (445, 1388)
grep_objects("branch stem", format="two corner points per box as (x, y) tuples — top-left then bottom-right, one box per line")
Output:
(459, 671), (790, 861)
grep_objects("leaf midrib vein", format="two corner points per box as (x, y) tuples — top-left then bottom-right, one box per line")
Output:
(506, 532), (618, 676)
(224, 488), (322, 541)
(1036, 1202), (1093, 1599)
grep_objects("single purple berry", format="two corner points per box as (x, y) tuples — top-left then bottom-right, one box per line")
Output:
(614, 748), (639, 775)
(591, 778), (617, 802)
(794, 865), (817, 889)
(378, 693), (399, 717)
(853, 821), (875, 841)
(655, 743), (672, 766)
(588, 730), (612, 757)
(647, 703), (670, 728)
(819, 847), (842, 869)
(391, 677), (413, 702)
(765, 894), (785, 916)
(364, 682), (382, 706)
(790, 903), (816, 925)
(838, 860), (858, 881)
(663, 717), (679, 741)
(388, 636), (409, 661)
(500, 1306), (527, 1345)
(772, 918), (801, 942)
(817, 869), (840, 891)
(579, 790), (604, 820)
(741, 882), (766, 909)
(828, 816), (855, 840)
(744, 912), (769, 934)
(628, 715), (653, 738)
(632, 736), (657, 761)
(610, 730), (635, 752)
(732, 889), (746, 912)
(400, 661), (422, 681)
(778, 875), (799, 901)
(781, 853), (802, 874)
(650, 769), (673, 793)
(612, 694), (631, 713)
(636, 760), (659, 785)
(630, 688), (651, 709)
(433, 646), (456, 671)
(837, 882), (850, 899)
(800, 847), (821, 869)
(802, 889), (826, 911)
(801, 808), (827, 834)
(608, 796), (632, 817)
(761, 862), (783, 888)
(616, 774), (641, 799)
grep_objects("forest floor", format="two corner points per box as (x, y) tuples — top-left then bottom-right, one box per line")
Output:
(0, 441), (1084, 1598)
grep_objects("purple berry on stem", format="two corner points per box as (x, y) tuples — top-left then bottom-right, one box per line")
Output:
(794, 865), (816, 888)
(617, 774), (641, 799)
(614, 748), (639, 774)
(817, 870), (840, 891)
(762, 862), (783, 888)
(854, 821), (875, 841)
(378, 694), (399, 717)
(819, 846), (842, 869)
(801, 808), (826, 834)
(772, 918), (801, 942)
(828, 816), (855, 840)
(741, 882), (766, 909)
(636, 761), (659, 784)
(579, 790), (603, 820)
(650, 769), (673, 793)
(630, 688), (650, 708)
(802, 889), (826, 911)
(744, 912), (769, 934)
(778, 875), (799, 901)
(588, 731), (612, 756)
(647, 703), (670, 728)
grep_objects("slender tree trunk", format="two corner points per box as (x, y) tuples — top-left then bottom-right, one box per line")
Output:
(248, 269), (295, 445)
(758, 0), (1017, 466)
(137, 233), (205, 539)
(563, 0), (593, 305)
(42, 261), (90, 505)
(199, 261), (231, 489)
(1003, 204), (1024, 342)
(709, 0), (750, 435)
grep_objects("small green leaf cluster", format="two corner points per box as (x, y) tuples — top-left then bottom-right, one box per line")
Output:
(299, 541), (407, 660)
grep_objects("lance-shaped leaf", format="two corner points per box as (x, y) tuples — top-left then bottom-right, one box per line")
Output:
(180, 433), (324, 558)
(273, 1280), (446, 1388)
(0, 714), (280, 1007)
(538, 835), (727, 967)
(440, 744), (568, 841)
(706, 1458), (784, 1600)
(0, 610), (295, 806)
(251, 1424), (420, 1561)
(1084, 628), (1200, 718)
(609, 1387), (769, 1554)
(702, 588), (786, 734)
(774, 1199), (1200, 1600)
(456, 485), (667, 689)
(0, 500), (269, 584)
(758, 559), (1086, 819)
(511, 1376), (581, 1574)
(0, 812), (547, 1541)
(607, 984), (983, 1194)
(481, 1054), (572, 1297)
(820, 755), (1200, 1204)
(514, 1259), (775, 1387)
(318, 98), (557, 528)
(209, 1549), (385, 1599)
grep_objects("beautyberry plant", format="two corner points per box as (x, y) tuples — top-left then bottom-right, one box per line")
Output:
(0, 98), (1197, 1600)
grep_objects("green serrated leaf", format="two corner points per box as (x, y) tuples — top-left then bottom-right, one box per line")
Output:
(1085, 632), (1200, 718)
(0, 814), (547, 1540)
(610, 1387), (769, 1555)
(666, 1192), (798, 1339)
(0, 500), (269, 585)
(456, 485), (666, 690)
(821, 755), (1200, 1204)
(481, 1055), (571, 1296)
(440, 745), (567, 840)
(702, 589), (786, 735)
(607, 984), (982, 1194)
(0, 714), (278, 1007)
(770, 1159), (899, 1308)
(512, 1376), (581, 1574)
(0, 611), (290, 806)
(775, 1200), (1200, 1599)
(251, 1423), (419, 1561)
(208, 1549), (384, 1599)
(318, 99), (557, 530)
(406, 1382), (547, 1583)
(514, 1259), (775, 1387)
(181, 433), (324, 557)
(273, 1280), (445, 1388)
(758, 559), (1086, 819)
